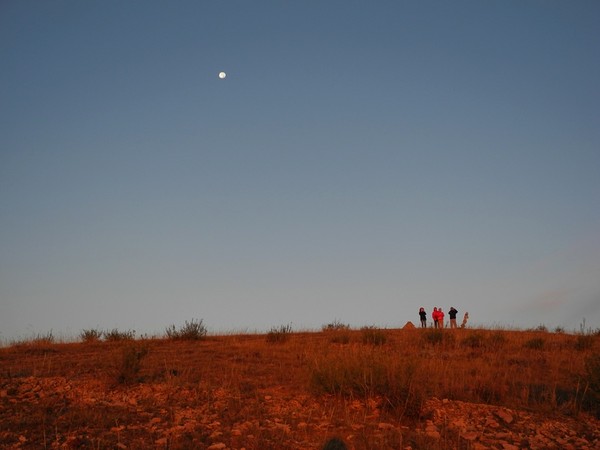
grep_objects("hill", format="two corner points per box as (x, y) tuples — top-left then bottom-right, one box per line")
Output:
(1, 327), (599, 449)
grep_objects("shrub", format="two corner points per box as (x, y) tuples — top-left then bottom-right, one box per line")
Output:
(310, 349), (424, 418)
(323, 320), (351, 344)
(461, 331), (506, 351)
(488, 331), (507, 349)
(575, 334), (595, 351)
(104, 329), (135, 342)
(328, 330), (351, 344)
(583, 354), (600, 418)
(361, 326), (387, 346)
(80, 329), (102, 343)
(117, 343), (149, 384)
(461, 332), (485, 349)
(524, 337), (545, 350)
(165, 319), (207, 341)
(266, 324), (293, 343)
(322, 320), (350, 331)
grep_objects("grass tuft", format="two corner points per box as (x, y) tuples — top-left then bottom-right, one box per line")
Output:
(266, 324), (293, 343)
(165, 319), (207, 340)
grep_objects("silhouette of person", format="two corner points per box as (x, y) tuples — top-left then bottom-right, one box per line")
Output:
(449, 307), (458, 328)
(419, 307), (427, 328)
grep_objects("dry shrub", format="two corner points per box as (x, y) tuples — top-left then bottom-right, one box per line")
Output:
(165, 319), (207, 340)
(79, 328), (102, 343)
(323, 320), (352, 344)
(104, 328), (135, 342)
(310, 347), (424, 418)
(420, 329), (455, 347)
(266, 324), (292, 343)
(524, 337), (545, 350)
(361, 326), (387, 346)
(117, 343), (149, 384)
(584, 353), (600, 418)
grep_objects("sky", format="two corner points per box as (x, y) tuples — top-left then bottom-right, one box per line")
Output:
(1, 1), (599, 341)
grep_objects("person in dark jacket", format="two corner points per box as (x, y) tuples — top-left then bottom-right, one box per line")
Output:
(448, 307), (458, 328)
(419, 307), (427, 328)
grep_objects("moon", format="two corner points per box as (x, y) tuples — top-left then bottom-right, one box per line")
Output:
(218, 71), (227, 79)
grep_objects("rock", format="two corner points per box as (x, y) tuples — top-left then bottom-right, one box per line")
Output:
(207, 444), (226, 450)
(495, 409), (514, 424)
(461, 431), (479, 441)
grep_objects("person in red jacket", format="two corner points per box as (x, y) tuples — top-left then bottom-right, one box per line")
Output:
(432, 307), (439, 328)
(437, 307), (445, 328)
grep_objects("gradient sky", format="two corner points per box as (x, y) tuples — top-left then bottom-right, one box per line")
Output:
(1, 1), (599, 341)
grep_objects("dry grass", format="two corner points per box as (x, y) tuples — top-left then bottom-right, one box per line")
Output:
(1, 327), (598, 449)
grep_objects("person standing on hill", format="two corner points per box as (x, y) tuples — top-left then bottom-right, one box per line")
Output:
(432, 307), (439, 328)
(437, 307), (445, 328)
(419, 307), (427, 328)
(449, 307), (458, 328)
(461, 311), (469, 328)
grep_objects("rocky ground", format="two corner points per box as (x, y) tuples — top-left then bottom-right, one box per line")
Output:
(1, 331), (599, 449)
(417, 397), (600, 450)
(2, 374), (599, 449)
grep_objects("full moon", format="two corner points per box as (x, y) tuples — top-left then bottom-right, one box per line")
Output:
(218, 71), (227, 79)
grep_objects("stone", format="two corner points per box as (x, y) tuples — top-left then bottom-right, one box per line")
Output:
(207, 444), (226, 450)
(495, 409), (514, 424)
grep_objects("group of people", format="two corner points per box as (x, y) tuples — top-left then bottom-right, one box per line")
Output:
(419, 306), (467, 329)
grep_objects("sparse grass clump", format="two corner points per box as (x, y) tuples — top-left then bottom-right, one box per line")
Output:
(461, 331), (507, 350)
(524, 337), (545, 350)
(165, 319), (207, 341)
(266, 324), (293, 343)
(421, 329), (455, 347)
(361, 326), (387, 346)
(104, 329), (135, 342)
(584, 353), (600, 418)
(323, 320), (352, 344)
(9, 331), (56, 350)
(322, 319), (350, 331)
(575, 334), (595, 351)
(461, 331), (486, 349)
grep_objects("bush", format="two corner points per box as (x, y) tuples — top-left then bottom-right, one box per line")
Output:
(462, 331), (507, 350)
(104, 329), (136, 342)
(461, 332), (485, 349)
(524, 337), (545, 350)
(584, 354), (600, 418)
(322, 320), (350, 331)
(266, 324), (293, 343)
(575, 334), (595, 351)
(488, 331), (507, 349)
(361, 326), (387, 346)
(117, 343), (149, 384)
(80, 329), (102, 343)
(165, 319), (207, 340)
(310, 349), (424, 418)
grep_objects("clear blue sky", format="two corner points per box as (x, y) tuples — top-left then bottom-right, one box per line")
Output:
(1, 1), (599, 341)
